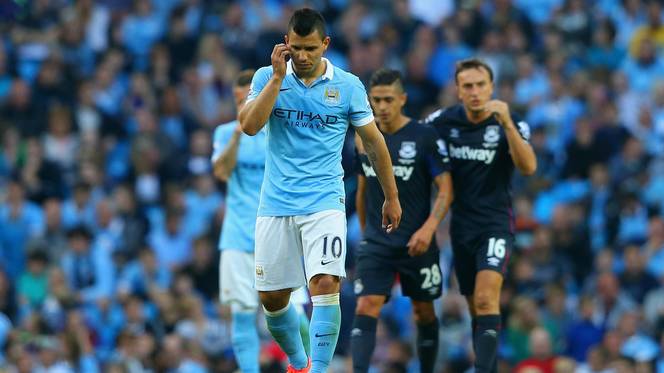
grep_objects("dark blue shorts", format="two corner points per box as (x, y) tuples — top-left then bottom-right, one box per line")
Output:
(353, 241), (442, 301)
(451, 232), (513, 296)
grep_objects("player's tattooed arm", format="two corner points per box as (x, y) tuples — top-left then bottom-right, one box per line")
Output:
(407, 172), (453, 256)
(430, 172), (453, 223)
(213, 125), (243, 181)
(485, 100), (537, 176)
(355, 121), (402, 233)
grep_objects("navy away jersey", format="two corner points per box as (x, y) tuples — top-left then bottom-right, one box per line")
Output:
(424, 104), (531, 237)
(358, 120), (450, 248)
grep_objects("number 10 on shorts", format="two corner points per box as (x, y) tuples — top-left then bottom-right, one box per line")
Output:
(487, 237), (506, 258)
(321, 235), (343, 265)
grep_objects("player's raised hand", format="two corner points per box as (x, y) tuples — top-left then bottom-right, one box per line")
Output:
(382, 197), (402, 233)
(271, 43), (290, 79)
(407, 226), (435, 256)
(484, 100), (511, 128)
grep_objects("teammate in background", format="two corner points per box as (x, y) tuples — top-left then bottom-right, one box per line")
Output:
(425, 58), (537, 372)
(351, 69), (453, 373)
(239, 8), (401, 373)
(211, 70), (310, 373)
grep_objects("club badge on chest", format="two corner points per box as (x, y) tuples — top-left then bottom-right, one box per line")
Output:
(398, 141), (417, 164)
(483, 125), (500, 148)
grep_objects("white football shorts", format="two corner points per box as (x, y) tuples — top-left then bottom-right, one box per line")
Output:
(254, 210), (347, 291)
(219, 249), (259, 309)
(219, 249), (311, 309)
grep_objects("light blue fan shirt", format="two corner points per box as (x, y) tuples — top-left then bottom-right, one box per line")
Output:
(211, 121), (266, 252)
(247, 58), (374, 217)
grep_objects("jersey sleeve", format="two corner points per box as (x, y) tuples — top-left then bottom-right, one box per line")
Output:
(511, 112), (531, 142)
(348, 79), (374, 127)
(210, 124), (233, 163)
(422, 124), (451, 178)
(246, 66), (272, 103)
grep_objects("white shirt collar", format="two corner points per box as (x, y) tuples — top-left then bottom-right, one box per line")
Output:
(286, 57), (334, 81)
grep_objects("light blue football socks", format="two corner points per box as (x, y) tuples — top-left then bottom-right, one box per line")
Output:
(309, 293), (341, 373)
(265, 303), (309, 369)
(231, 311), (260, 373)
(294, 303), (311, 357)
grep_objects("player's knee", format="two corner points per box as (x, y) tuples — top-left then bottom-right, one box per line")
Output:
(473, 290), (499, 314)
(412, 302), (436, 324)
(258, 290), (291, 312)
(309, 274), (340, 296)
(355, 296), (383, 317)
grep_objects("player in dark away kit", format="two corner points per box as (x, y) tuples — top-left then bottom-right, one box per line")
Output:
(351, 69), (453, 373)
(425, 59), (537, 372)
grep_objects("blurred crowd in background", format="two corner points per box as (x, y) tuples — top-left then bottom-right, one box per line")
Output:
(0, 0), (664, 372)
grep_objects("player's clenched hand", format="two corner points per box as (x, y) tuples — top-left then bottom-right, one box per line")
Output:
(382, 197), (402, 233)
(271, 43), (290, 79)
(484, 100), (511, 128)
(407, 226), (434, 256)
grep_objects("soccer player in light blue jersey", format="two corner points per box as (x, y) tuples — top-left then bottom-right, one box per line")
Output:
(239, 8), (402, 373)
(212, 70), (311, 373)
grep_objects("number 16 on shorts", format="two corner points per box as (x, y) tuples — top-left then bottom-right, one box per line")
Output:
(484, 236), (511, 270)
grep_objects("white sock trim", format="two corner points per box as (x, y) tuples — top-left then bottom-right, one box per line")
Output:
(263, 303), (290, 317)
(311, 293), (340, 306)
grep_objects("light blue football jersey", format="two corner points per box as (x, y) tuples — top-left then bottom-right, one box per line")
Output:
(247, 58), (374, 216)
(211, 121), (266, 252)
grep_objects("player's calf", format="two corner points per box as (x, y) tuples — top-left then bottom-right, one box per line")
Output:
(264, 302), (309, 370)
(309, 292), (341, 373)
(307, 270), (344, 373)
(260, 290), (309, 370)
(231, 309), (260, 373)
(473, 270), (503, 373)
(351, 295), (386, 373)
(412, 300), (439, 373)
(474, 314), (501, 373)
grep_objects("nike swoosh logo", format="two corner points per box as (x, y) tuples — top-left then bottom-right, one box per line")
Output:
(320, 259), (337, 266)
(280, 88), (291, 92)
(315, 332), (336, 337)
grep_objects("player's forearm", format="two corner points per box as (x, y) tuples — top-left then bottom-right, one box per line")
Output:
(239, 77), (282, 135)
(364, 136), (398, 200)
(423, 191), (451, 231)
(423, 174), (453, 232)
(356, 176), (367, 231)
(504, 121), (537, 175)
(213, 133), (241, 181)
